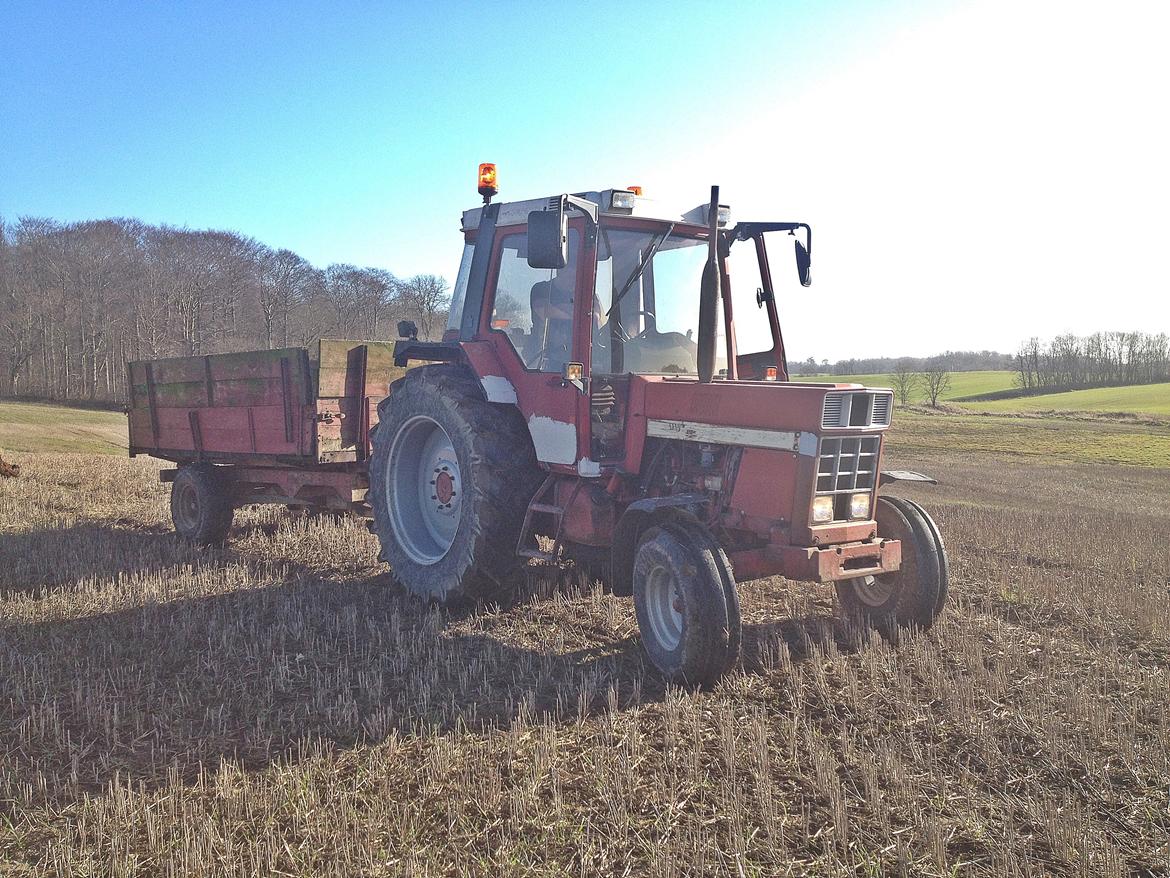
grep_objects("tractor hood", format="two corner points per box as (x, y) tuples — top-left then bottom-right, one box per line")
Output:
(623, 375), (893, 468)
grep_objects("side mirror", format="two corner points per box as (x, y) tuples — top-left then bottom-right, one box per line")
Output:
(527, 204), (568, 269)
(397, 320), (418, 339)
(794, 239), (811, 287)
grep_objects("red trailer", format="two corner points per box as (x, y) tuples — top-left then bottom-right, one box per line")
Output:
(127, 340), (396, 541)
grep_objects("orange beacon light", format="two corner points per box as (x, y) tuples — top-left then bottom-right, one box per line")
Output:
(478, 163), (498, 203)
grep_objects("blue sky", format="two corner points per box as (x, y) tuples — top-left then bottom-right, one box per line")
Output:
(0, 1), (938, 267)
(3, 1), (1166, 358)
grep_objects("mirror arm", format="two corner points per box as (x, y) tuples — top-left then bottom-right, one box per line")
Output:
(562, 194), (598, 227)
(796, 222), (811, 262)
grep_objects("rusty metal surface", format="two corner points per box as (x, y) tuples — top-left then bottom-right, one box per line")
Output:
(224, 464), (369, 512)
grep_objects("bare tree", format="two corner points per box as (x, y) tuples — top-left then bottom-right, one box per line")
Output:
(258, 248), (319, 348)
(322, 264), (366, 337)
(0, 215), (453, 404)
(398, 274), (451, 340)
(889, 357), (920, 405)
(920, 357), (952, 407)
(357, 268), (397, 339)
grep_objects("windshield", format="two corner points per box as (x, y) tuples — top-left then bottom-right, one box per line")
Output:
(592, 226), (725, 376)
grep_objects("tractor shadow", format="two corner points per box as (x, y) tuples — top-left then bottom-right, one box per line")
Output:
(0, 513), (353, 595)
(2, 523), (193, 593)
(0, 555), (850, 805)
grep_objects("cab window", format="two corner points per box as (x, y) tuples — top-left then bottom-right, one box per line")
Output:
(726, 238), (774, 356)
(490, 229), (581, 372)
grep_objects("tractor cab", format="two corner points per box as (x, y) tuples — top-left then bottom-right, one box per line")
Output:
(438, 183), (813, 471)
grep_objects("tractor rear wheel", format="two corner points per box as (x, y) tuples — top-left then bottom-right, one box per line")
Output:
(633, 521), (740, 687)
(170, 464), (234, 545)
(368, 365), (541, 605)
(836, 494), (947, 631)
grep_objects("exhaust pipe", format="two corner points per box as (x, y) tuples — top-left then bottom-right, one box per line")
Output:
(697, 185), (721, 383)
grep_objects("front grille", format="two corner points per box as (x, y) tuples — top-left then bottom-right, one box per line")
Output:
(822, 391), (893, 428)
(817, 435), (881, 495)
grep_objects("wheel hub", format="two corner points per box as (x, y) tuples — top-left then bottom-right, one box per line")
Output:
(176, 482), (200, 529)
(432, 466), (456, 507)
(853, 573), (896, 607)
(387, 416), (463, 565)
(644, 563), (684, 652)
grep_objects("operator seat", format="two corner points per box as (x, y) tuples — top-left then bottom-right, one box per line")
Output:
(526, 278), (574, 371)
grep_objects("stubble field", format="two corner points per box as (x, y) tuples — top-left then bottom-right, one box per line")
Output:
(0, 406), (1168, 876)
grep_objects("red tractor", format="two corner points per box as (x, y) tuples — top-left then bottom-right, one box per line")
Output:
(368, 167), (947, 685)
(127, 166), (947, 687)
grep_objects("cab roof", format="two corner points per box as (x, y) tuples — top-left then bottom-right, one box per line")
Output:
(460, 189), (719, 232)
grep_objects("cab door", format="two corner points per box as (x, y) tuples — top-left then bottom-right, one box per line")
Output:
(477, 218), (594, 470)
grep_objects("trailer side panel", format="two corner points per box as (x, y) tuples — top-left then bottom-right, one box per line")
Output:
(128, 348), (315, 463)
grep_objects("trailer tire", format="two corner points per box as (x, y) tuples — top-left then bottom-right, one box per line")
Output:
(633, 522), (736, 688)
(170, 464), (234, 546)
(836, 494), (945, 631)
(368, 364), (541, 605)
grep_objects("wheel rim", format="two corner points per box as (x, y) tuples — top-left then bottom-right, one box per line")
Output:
(853, 574), (896, 607)
(174, 481), (200, 531)
(387, 415), (461, 565)
(643, 561), (684, 652)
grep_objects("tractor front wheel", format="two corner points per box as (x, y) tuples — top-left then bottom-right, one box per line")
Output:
(170, 464), (234, 545)
(633, 521), (740, 687)
(836, 495), (947, 631)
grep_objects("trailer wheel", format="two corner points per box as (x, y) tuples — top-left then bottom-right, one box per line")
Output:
(633, 522), (737, 688)
(368, 365), (541, 604)
(170, 465), (234, 546)
(836, 494), (946, 631)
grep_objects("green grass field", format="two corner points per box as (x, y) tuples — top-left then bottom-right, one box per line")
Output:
(963, 381), (1170, 416)
(811, 370), (1169, 418)
(0, 400), (127, 455)
(890, 408), (1170, 468)
(809, 370), (1016, 403)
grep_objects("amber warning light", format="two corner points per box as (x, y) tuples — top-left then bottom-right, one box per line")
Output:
(478, 163), (498, 203)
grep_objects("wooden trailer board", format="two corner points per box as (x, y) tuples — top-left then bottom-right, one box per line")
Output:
(127, 340), (402, 513)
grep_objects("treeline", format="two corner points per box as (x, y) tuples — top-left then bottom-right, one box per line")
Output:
(1015, 331), (1169, 392)
(790, 350), (1012, 376)
(0, 217), (450, 403)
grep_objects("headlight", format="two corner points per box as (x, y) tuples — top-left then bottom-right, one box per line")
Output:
(610, 190), (637, 210)
(850, 492), (871, 520)
(812, 495), (834, 523)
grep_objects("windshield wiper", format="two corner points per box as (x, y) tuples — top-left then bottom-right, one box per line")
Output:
(606, 224), (675, 324)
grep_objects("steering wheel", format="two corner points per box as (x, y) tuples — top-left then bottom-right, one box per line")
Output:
(611, 310), (655, 343)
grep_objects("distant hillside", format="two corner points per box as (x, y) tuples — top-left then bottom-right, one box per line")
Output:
(808, 370), (1015, 404)
(964, 382), (1170, 417)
